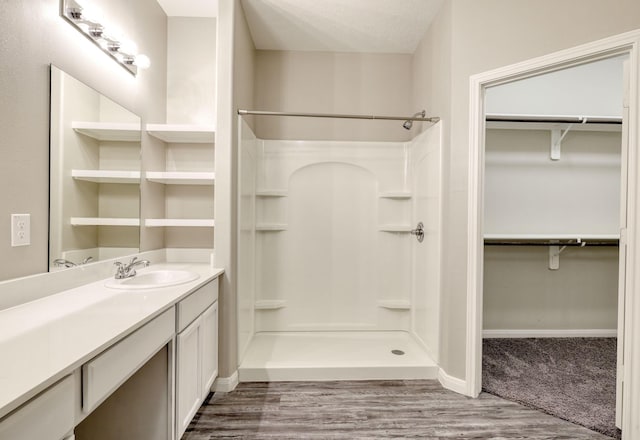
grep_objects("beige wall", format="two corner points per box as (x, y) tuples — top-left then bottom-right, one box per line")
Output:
(484, 247), (619, 331)
(412, 0), (640, 379)
(0, 0), (167, 281)
(254, 51), (414, 142)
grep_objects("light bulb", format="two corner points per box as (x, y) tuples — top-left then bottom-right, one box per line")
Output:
(119, 39), (138, 56)
(134, 54), (151, 70)
(102, 27), (124, 45)
(78, 2), (103, 24)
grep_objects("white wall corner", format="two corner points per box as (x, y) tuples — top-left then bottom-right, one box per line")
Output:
(437, 368), (468, 396)
(213, 371), (239, 393)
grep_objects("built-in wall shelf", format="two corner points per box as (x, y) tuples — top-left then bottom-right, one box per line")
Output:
(72, 122), (142, 141)
(485, 113), (622, 132)
(145, 171), (215, 185)
(255, 300), (287, 310)
(72, 170), (141, 184)
(70, 217), (140, 226)
(256, 223), (288, 231)
(256, 190), (288, 197)
(146, 124), (216, 143)
(378, 192), (412, 199)
(377, 300), (411, 310)
(378, 225), (412, 232)
(145, 219), (215, 227)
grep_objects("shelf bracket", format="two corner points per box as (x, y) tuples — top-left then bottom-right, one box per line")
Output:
(550, 118), (587, 161)
(549, 245), (565, 270)
(548, 239), (585, 270)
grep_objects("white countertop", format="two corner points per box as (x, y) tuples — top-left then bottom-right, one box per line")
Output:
(0, 262), (223, 419)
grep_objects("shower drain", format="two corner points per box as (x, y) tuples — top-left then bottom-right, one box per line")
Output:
(391, 349), (405, 355)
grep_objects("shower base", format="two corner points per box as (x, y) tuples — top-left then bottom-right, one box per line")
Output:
(238, 331), (438, 382)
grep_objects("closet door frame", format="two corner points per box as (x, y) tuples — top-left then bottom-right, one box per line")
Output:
(466, 30), (640, 438)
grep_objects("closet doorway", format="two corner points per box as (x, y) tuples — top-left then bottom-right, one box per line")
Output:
(466, 31), (640, 440)
(481, 54), (626, 438)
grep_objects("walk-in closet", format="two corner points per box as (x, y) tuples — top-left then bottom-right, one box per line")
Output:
(481, 55), (627, 438)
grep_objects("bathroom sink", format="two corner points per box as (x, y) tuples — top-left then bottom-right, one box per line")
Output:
(105, 270), (200, 290)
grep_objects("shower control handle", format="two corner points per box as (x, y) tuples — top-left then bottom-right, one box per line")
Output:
(411, 222), (424, 243)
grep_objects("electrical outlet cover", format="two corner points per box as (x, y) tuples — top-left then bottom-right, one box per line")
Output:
(11, 213), (30, 247)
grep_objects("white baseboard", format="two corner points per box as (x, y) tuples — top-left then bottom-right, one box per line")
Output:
(482, 329), (617, 338)
(213, 371), (239, 393)
(437, 368), (468, 395)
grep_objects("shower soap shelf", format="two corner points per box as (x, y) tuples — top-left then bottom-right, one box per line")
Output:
(378, 192), (412, 199)
(254, 300), (287, 310)
(377, 300), (411, 310)
(256, 223), (287, 231)
(256, 190), (288, 197)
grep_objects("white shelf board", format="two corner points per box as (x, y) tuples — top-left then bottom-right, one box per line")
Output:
(256, 190), (288, 197)
(484, 233), (620, 241)
(378, 225), (412, 232)
(72, 122), (141, 141)
(70, 217), (140, 226)
(378, 192), (412, 199)
(255, 300), (287, 310)
(377, 300), (411, 310)
(146, 124), (216, 143)
(145, 219), (215, 227)
(256, 224), (288, 231)
(72, 170), (141, 183)
(146, 171), (215, 185)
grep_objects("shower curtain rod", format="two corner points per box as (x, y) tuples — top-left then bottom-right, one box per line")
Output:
(237, 109), (440, 123)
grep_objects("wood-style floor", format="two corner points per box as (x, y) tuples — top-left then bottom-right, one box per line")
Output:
(183, 380), (611, 439)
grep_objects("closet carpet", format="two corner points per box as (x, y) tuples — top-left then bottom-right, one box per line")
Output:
(183, 380), (610, 439)
(482, 337), (619, 439)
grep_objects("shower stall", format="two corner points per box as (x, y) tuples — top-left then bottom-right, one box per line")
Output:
(237, 111), (443, 381)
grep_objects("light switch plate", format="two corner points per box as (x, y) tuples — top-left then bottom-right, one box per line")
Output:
(11, 213), (30, 247)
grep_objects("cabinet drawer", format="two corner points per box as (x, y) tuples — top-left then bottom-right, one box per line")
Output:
(177, 278), (218, 332)
(82, 308), (174, 413)
(0, 375), (75, 440)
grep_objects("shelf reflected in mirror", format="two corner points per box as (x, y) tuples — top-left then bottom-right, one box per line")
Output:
(49, 65), (141, 270)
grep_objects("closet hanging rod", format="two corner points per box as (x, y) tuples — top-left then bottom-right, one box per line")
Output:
(485, 114), (622, 124)
(238, 109), (440, 123)
(484, 239), (619, 247)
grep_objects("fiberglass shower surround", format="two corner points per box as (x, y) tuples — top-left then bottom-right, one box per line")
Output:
(237, 113), (443, 381)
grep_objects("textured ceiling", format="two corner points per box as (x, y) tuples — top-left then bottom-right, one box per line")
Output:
(157, 0), (444, 54)
(241, 0), (445, 53)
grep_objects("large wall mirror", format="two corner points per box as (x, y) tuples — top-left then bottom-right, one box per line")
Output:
(49, 65), (141, 268)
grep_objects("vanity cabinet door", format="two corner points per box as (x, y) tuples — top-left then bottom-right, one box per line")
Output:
(175, 279), (220, 439)
(200, 302), (218, 400)
(176, 318), (201, 439)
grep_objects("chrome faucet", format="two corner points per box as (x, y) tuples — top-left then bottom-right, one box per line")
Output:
(114, 257), (151, 279)
(53, 256), (94, 268)
(53, 258), (77, 268)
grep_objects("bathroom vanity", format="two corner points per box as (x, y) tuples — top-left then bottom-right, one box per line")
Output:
(0, 261), (223, 440)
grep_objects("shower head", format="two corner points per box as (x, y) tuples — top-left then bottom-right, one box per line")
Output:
(403, 110), (426, 130)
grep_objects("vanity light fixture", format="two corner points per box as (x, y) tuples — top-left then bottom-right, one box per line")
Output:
(61, 0), (151, 75)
